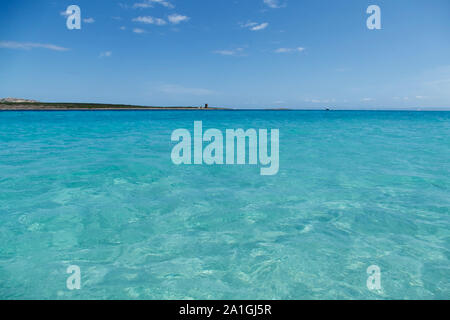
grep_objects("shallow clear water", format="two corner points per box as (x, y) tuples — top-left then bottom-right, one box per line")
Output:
(0, 111), (449, 300)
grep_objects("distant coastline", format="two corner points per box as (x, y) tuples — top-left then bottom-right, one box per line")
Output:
(0, 100), (448, 111)
(0, 102), (227, 111)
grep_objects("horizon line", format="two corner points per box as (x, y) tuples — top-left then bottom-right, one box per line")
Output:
(1, 99), (450, 111)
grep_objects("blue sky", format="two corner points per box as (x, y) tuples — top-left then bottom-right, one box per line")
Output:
(0, 0), (449, 109)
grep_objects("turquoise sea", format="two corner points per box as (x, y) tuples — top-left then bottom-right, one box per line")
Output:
(0, 110), (449, 300)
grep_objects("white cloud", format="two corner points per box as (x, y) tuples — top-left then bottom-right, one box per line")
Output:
(133, 0), (174, 9)
(83, 17), (95, 23)
(241, 22), (258, 28)
(213, 48), (245, 56)
(0, 41), (69, 51)
(393, 97), (410, 101)
(133, 2), (152, 9)
(99, 51), (112, 58)
(306, 98), (335, 104)
(158, 84), (214, 96)
(133, 16), (167, 25)
(241, 22), (269, 31)
(251, 22), (269, 31)
(133, 28), (146, 34)
(214, 50), (236, 56)
(275, 47), (304, 53)
(362, 98), (373, 102)
(263, 0), (285, 9)
(133, 14), (189, 27)
(168, 14), (189, 24)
